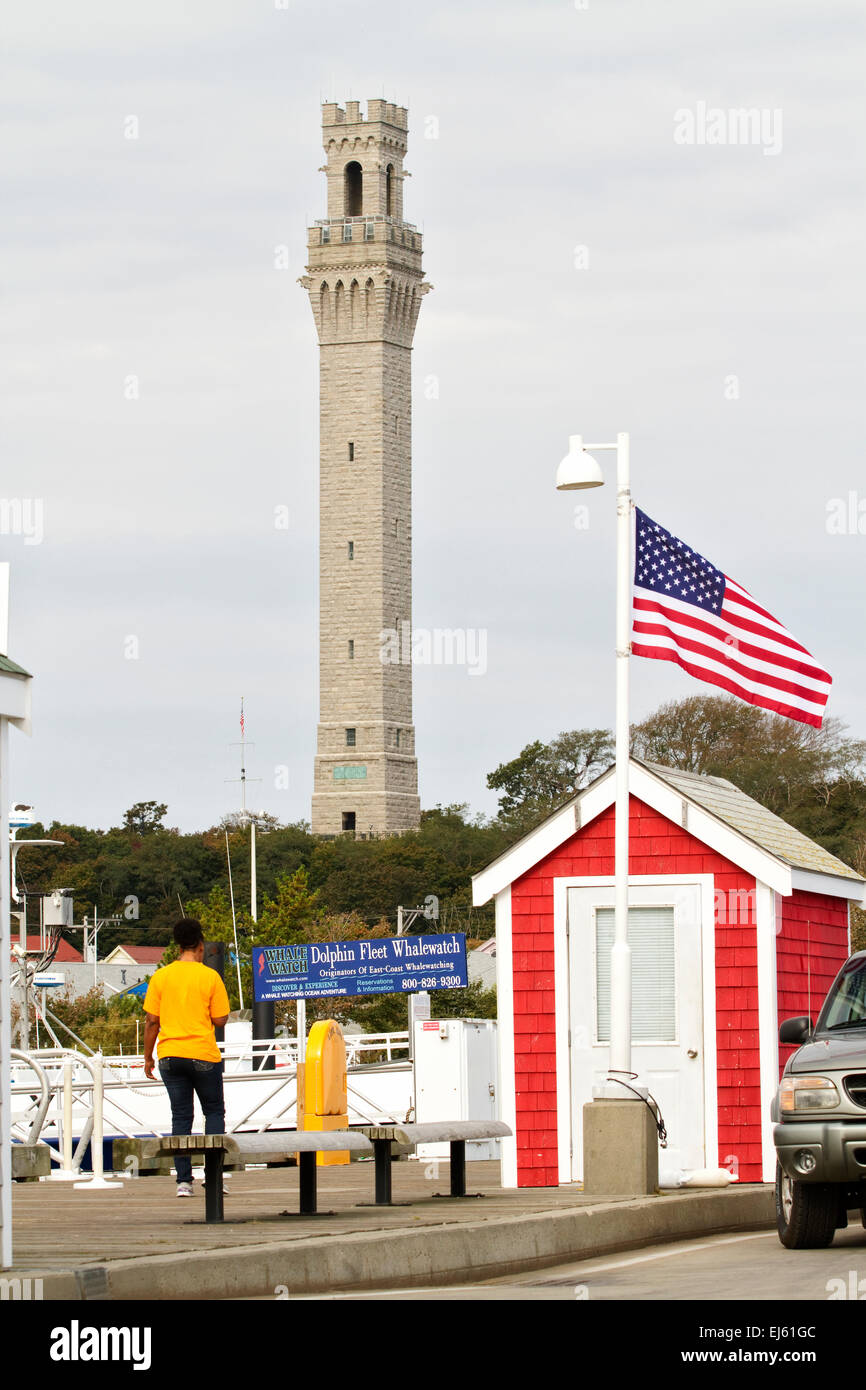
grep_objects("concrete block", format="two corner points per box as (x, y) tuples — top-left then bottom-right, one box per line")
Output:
(582, 1099), (659, 1196)
(12, 1142), (51, 1181)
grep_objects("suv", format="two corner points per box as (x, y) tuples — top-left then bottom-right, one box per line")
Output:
(773, 950), (866, 1248)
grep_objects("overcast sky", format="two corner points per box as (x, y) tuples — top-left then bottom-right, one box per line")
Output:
(4, 0), (865, 832)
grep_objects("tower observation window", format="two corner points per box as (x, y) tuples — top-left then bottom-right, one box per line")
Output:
(345, 161), (363, 216)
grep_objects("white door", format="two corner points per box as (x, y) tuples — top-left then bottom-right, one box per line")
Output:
(568, 882), (706, 1180)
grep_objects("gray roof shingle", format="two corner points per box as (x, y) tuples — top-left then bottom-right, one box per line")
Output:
(638, 759), (864, 884)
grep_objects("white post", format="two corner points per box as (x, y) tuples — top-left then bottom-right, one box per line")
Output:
(62, 1061), (73, 1170)
(604, 432), (638, 1095)
(75, 1052), (121, 1189)
(250, 819), (257, 923)
(0, 716), (12, 1266)
(296, 999), (306, 1063)
(51, 1058), (80, 1180)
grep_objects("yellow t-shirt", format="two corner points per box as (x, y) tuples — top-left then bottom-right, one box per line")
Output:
(143, 961), (230, 1062)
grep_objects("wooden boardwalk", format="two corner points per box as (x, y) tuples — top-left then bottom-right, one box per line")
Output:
(10, 1159), (593, 1273)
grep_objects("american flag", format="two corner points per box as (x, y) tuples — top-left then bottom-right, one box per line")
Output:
(240, 699), (245, 739)
(631, 508), (832, 728)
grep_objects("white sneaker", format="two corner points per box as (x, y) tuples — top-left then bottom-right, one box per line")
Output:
(176, 1181), (194, 1197)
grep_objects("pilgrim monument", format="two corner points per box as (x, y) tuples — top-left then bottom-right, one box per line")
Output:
(301, 100), (429, 836)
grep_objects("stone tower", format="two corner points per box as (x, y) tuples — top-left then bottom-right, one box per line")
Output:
(301, 100), (429, 837)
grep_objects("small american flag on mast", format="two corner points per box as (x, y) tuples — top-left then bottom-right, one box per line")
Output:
(240, 698), (245, 739)
(631, 508), (832, 728)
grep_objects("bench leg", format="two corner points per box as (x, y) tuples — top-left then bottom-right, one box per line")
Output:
(298, 1151), (317, 1215)
(450, 1141), (467, 1198)
(373, 1138), (392, 1205)
(204, 1149), (225, 1224)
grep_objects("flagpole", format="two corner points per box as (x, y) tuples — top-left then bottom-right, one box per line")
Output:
(556, 432), (639, 1099)
(609, 431), (633, 1091)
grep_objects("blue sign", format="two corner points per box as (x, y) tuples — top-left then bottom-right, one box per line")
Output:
(252, 933), (467, 1002)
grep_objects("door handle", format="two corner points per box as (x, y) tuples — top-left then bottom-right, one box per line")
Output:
(687, 1049), (698, 1059)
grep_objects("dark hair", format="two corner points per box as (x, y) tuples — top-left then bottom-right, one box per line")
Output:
(173, 918), (204, 952)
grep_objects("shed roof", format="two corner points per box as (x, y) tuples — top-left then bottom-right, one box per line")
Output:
(636, 760), (863, 884)
(472, 757), (866, 906)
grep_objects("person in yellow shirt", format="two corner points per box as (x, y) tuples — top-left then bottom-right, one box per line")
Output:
(143, 919), (230, 1197)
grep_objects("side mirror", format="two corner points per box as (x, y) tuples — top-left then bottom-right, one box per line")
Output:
(779, 1016), (812, 1046)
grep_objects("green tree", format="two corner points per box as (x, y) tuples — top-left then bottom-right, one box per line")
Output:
(122, 801), (169, 835)
(486, 728), (614, 825)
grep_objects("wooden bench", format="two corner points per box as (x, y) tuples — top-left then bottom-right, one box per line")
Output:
(359, 1121), (512, 1204)
(115, 1132), (373, 1223)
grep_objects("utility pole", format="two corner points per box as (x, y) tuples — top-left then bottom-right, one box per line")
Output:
(227, 699), (274, 1068)
(396, 897), (439, 1056)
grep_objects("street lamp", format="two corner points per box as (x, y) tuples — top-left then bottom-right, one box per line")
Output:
(556, 432), (641, 1101)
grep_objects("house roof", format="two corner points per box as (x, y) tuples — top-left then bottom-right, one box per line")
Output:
(472, 757), (866, 907)
(105, 945), (166, 965)
(0, 654), (31, 678)
(13, 936), (83, 962)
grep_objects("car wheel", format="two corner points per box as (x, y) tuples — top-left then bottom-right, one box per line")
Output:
(775, 1163), (837, 1249)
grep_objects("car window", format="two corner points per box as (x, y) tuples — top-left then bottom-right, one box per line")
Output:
(817, 957), (866, 1030)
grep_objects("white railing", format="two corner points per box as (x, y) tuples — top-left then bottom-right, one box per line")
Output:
(10, 1033), (415, 1157)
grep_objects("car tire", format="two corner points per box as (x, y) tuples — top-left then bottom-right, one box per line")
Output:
(775, 1163), (837, 1249)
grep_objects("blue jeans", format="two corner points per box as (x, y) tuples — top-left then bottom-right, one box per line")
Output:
(158, 1057), (226, 1184)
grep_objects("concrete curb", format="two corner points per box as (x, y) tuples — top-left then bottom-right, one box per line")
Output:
(22, 1186), (775, 1301)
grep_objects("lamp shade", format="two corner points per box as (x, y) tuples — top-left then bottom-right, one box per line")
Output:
(555, 436), (604, 490)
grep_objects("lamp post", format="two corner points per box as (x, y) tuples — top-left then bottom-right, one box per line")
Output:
(556, 432), (641, 1099)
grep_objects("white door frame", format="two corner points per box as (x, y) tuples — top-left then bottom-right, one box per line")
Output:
(553, 874), (717, 1185)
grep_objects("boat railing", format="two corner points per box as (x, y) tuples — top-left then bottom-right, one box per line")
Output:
(10, 1032), (414, 1151)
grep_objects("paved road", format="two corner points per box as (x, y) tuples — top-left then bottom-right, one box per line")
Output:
(297, 1225), (866, 1301)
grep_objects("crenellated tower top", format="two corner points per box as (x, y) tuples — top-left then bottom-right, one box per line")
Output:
(319, 100), (410, 223)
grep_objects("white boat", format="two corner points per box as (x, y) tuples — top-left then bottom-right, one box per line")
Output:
(10, 1033), (414, 1170)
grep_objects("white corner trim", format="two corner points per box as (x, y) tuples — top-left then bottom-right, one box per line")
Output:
(699, 874), (719, 1175)
(552, 878), (572, 1184)
(493, 885), (517, 1188)
(790, 868), (866, 905)
(756, 885), (780, 1184)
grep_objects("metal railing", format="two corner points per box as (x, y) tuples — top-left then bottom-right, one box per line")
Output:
(10, 1032), (414, 1155)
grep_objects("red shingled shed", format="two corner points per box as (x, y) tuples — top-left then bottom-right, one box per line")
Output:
(472, 758), (865, 1188)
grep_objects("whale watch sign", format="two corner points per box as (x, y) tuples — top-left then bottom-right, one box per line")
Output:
(252, 934), (468, 1001)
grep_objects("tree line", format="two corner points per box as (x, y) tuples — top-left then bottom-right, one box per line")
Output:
(17, 694), (866, 1046)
